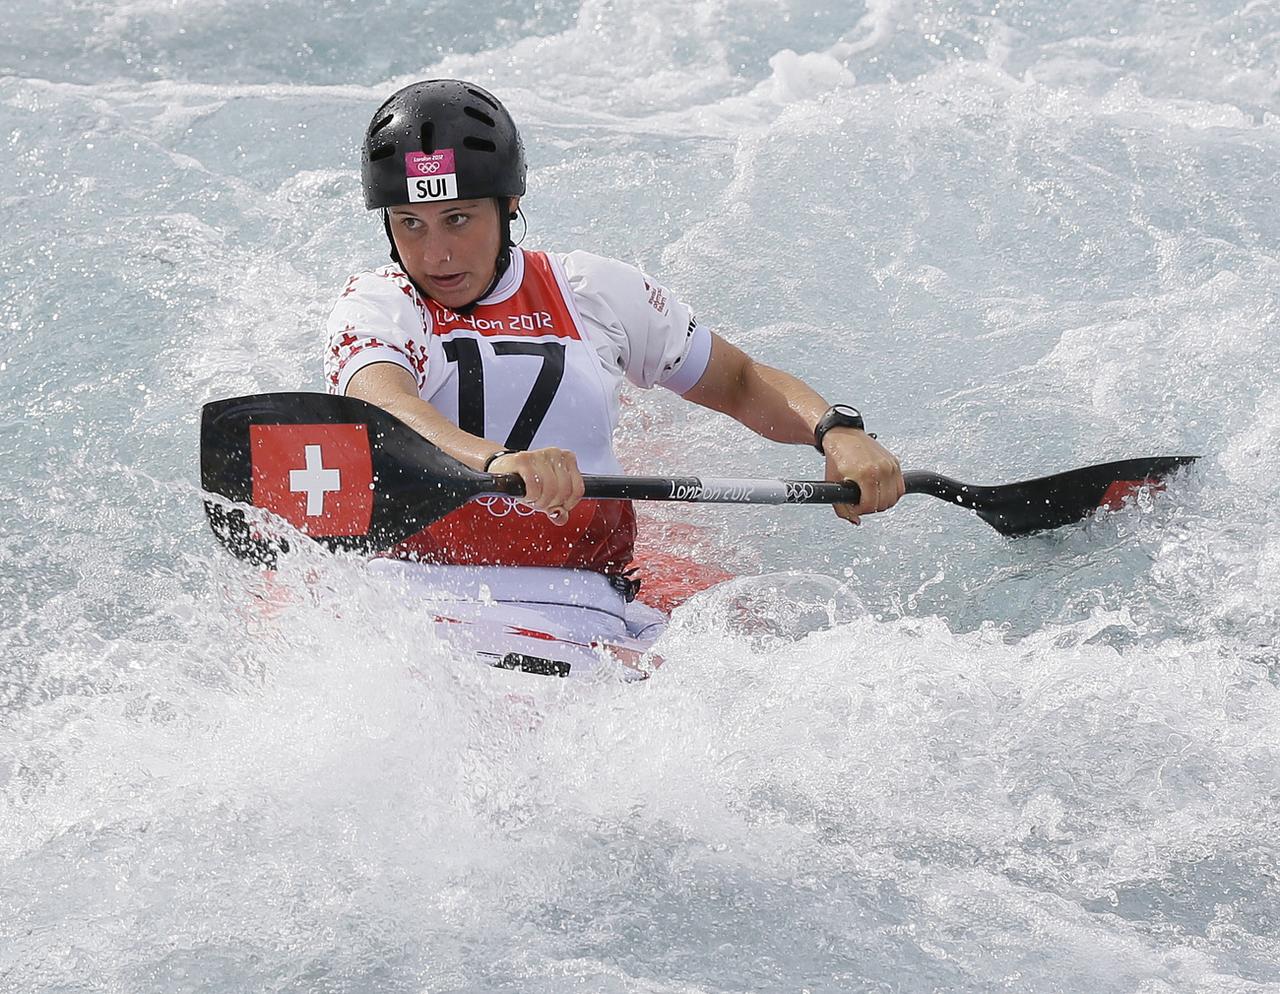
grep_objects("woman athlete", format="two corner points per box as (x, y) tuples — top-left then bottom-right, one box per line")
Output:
(326, 79), (904, 586)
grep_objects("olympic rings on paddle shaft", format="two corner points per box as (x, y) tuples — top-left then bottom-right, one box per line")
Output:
(476, 495), (540, 518)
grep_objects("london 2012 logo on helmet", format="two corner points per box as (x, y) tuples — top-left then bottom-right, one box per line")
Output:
(405, 150), (458, 202)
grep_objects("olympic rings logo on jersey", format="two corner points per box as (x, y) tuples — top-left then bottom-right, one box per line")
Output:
(476, 495), (539, 518)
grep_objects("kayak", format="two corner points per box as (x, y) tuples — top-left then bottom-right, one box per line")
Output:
(366, 560), (671, 681)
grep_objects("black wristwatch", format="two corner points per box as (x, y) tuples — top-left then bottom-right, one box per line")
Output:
(483, 448), (515, 472)
(813, 404), (865, 452)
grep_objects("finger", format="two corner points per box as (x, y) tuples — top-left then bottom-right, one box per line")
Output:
(564, 452), (585, 509)
(545, 455), (574, 511)
(885, 460), (904, 509)
(882, 468), (904, 511)
(876, 478), (893, 513)
(851, 482), (876, 518)
(526, 468), (546, 506)
(834, 503), (862, 526)
(516, 458), (546, 507)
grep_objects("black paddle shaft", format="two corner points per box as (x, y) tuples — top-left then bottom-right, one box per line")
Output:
(491, 472), (862, 506)
(200, 392), (1197, 564)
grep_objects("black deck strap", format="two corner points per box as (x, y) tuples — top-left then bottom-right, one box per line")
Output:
(496, 652), (571, 678)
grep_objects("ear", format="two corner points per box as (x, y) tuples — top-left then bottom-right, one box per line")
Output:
(507, 195), (521, 220)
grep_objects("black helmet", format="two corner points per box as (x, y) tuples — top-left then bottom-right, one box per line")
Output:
(362, 79), (527, 210)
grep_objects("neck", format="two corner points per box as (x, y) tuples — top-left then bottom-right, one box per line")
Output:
(451, 246), (510, 315)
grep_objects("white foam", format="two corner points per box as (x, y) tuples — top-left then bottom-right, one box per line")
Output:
(3, 0), (1279, 988)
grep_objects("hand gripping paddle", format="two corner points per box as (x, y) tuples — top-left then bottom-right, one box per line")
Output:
(200, 392), (1198, 565)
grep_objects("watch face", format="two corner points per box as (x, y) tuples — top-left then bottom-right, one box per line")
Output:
(815, 405), (865, 451)
(828, 406), (864, 428)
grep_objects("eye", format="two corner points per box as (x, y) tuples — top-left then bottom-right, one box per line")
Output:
(445, 213), (470, 228)
(397, 215), (421, 230)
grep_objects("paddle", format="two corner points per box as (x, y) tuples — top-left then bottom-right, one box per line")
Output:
(200, 392), (1197, 565)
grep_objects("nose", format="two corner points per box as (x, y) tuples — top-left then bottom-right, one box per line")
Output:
(411, 232), (452, 271)
(390, 223), (451, 271)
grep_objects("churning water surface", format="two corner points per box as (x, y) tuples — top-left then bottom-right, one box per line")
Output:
(1, 1), (1278, 991)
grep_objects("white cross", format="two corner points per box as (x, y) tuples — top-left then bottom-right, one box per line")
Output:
(289, 444), (341, 516)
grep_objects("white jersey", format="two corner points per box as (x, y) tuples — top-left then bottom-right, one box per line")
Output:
(322, 246), (712, 571)
(325, 246), (713, 469)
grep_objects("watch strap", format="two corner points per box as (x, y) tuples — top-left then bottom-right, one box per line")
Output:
(483, 448), (515, 472)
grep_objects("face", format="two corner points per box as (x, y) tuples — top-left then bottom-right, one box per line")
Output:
(387, 198), (516, 309)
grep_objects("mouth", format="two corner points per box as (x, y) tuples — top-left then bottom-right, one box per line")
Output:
(427, 272), (466, 291)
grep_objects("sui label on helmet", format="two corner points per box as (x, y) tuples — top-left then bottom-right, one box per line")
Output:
(406, 149), (459, 202)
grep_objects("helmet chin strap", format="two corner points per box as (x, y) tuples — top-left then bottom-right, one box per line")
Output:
(382, 209), (403, 266)
(381, 199), (515, 315)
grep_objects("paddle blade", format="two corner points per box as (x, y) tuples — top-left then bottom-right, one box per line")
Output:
(908, 455), (1197, 536)
(200, 392), (488, 564)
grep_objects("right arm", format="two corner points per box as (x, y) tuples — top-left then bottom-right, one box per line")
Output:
(346, 362), (584, 525)
(347, 362), (507, 472)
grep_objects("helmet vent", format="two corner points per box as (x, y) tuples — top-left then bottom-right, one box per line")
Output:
(419, 121), (435, 153)
(369, 143), (395, 161)
(466, 88), (501, 112)
(369, 113), (394, 135)
(463, 136), (496, 153)
(464, 106), (496, 128)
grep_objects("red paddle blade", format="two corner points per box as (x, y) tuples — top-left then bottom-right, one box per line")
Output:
(200, 392), (489, 564)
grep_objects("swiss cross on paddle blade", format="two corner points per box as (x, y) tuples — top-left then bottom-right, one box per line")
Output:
(249, 424), (373, 536)
(200, 392), (491, 565)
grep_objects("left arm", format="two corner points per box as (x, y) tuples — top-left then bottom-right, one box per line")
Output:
(681, 334), (905, 524)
